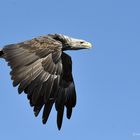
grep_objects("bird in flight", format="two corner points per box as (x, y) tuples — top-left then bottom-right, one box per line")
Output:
(0, 34), (92, 130)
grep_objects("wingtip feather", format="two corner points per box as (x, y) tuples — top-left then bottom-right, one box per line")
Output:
(57, 106), (64, 130)
(66, 108), (72, 119)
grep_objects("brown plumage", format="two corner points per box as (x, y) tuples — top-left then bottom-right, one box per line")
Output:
(0, 34), (92, 130)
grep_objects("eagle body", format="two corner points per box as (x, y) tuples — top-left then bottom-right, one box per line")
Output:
(0, 34), (92, 130)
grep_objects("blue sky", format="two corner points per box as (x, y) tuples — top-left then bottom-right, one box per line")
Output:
(0, 0), (140, 140)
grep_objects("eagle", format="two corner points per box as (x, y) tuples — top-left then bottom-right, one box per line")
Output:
(0, 34), (92, 130)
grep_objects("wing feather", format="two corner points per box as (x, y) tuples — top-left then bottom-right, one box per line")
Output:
(3, 35), (77, 130)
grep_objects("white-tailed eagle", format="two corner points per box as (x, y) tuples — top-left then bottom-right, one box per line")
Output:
(0, 34), (92, 130)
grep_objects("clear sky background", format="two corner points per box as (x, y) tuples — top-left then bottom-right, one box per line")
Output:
(0, 0), (140, 140)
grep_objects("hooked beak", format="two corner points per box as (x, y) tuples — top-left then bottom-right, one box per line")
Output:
(81, 42), (92, 49)
(70, 41), (93, 50)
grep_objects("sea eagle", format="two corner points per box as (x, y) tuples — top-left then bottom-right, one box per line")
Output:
(0, 34), (92, 130)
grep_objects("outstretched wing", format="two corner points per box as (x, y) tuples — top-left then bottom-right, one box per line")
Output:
(3, 36), (76, 130)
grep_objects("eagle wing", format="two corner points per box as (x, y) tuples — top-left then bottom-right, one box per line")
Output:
(3, 36), (76, 130)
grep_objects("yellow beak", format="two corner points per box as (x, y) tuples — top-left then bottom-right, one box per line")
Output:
(82, 42), (92, 49)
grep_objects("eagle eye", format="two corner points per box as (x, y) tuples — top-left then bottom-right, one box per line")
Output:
(80, 41), (84, 44)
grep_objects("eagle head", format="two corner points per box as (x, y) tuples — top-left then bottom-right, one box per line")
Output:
(49, 34), (92, 51)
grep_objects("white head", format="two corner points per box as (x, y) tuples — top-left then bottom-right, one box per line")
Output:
(49, 34), (92, 51)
